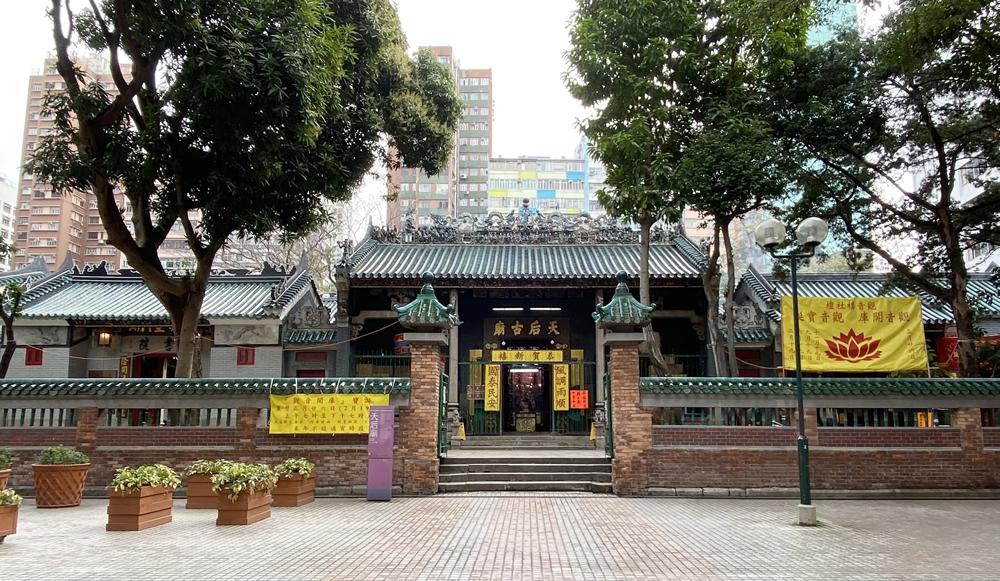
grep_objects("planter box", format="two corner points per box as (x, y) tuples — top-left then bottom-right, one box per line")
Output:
(0, 504), (17, 543)
(0, 468), (10, 490)
(106, 485), (175, 531)
(185, 474), (218, 509)
(272, 474), (315, 507)
(32, 463), (90, 508)
(216, 488), (272, 526)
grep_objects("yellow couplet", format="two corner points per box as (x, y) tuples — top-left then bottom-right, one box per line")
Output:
(552, 364), (569, 411)
(484, 365), (501, 411)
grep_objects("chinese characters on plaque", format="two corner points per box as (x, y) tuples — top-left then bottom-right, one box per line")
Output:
(491, 350), (564, 362)
(484, 365), (501, 411)
(268, 394), (390, 434)
(569, 390), (589, 410)
(552, 364), (569, 411)
(487, 318), (567, 340)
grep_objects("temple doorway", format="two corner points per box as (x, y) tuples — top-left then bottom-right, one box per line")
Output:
(504, 365), (550, 432)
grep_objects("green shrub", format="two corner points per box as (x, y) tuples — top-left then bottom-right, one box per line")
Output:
(33, 445), (89, 465)
(109, 464), (182, 494)
(0, 489), (23, 506)
(0, 447), (13, 470)
(273, 458), (315, 479)
(211, 463), (278, 501)
(184, 459), (232, 476)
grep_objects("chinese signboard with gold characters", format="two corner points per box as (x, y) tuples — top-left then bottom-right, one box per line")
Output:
(552, 364), (569, 411)
(491, 350), (563, 362)
(269, 394), (389, 434)
(486, 318), (567, 340)
(484, 365), (501, 411)
(781, 296), (928, 372)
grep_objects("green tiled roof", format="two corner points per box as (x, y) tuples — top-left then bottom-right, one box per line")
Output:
(21, 270), (313, 322)
(593, 271), (654, 328)
(640, 377), (1000, 397)
(0, 377), (410, 397)
(720, 328), (773, 344)
(348, 242), (703, 282)
(285, 330), (338, 344)
(393, 273), (460, 329)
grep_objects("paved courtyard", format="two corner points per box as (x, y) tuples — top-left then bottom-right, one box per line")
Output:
(2, 494), (998, 580)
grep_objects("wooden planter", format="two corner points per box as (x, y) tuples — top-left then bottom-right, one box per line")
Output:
(32, 463), (90, 508)
(0, 504), (18, 543)
(185, 474), (218, 509)
(216, 488), (271, 526)
(106, 485), (175, 531)
(0, 468), (10, 490)
(272, 474), (315, 507)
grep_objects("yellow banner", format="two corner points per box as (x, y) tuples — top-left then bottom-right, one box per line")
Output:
(491, 350), (563, 362)
(782, 296), (928, 372)
(484, 365), (501, 411)
(269, 394), (389, 434)
(552, 364), (569, 411)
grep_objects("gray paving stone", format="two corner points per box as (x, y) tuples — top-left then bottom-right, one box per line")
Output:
(1, 496), (999, 580)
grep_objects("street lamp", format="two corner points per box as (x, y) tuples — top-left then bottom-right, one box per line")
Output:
(754, 217), (828, 526)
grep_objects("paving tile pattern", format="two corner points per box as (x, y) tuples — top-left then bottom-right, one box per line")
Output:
(2, 495), (999, 580)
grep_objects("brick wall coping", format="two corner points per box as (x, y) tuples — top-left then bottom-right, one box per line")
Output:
(641, 377), (1000, 397)
(652, 424), (796, 429)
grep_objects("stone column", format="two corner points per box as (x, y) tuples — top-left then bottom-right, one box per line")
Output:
(398, 335), (446, 495)
(606, 333), (651, 496)
(447, 290), (461, 437)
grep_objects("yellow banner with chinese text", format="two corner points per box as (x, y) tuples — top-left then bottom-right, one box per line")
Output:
(269, 394), (389, 434)
(552, 364), (569, 411)
(781, 296), (928, 372)
(484, 365), (501, 411)
(491, 350), (563, 362)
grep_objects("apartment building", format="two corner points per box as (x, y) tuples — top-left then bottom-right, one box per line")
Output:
(14, 57), (131, 272)
(387, 47), (493, 227)
(0, 176), (17, 271)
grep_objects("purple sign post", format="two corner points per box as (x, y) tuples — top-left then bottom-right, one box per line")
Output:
(367, 405), (395, 501)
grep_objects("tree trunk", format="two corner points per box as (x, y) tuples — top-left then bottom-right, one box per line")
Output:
(0, 314), (16, 379)
(722, 222), (739, 377)
(950, 273), (979, 378)
(702, 223), (726, 376)
(638, 216), (670, 376)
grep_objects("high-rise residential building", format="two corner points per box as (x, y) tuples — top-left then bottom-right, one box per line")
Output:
(487, 156), (592, 215)
(387, 47), (492, 227)
(14, 57), (132, 272)
(0, 175), (17, 271)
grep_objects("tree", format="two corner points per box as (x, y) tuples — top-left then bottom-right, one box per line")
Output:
(770, 0), (1000, 376)
(30, 0), (462, 377)
(0, 242), (26, 378)
(566, 0), (809, 375)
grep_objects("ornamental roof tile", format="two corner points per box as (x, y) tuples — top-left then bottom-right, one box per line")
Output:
(0, 377), (410, 397)
(285, 330), (338, 344)
(393, 273), (460, 329)
(640, 376), (1000, 397)
(593, 271), (654, 328)
(720, 328), (773, 344)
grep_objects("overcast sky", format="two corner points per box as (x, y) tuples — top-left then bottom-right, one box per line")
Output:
(0, 0), (589, 183)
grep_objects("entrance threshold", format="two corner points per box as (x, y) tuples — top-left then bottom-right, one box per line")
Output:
(456, 433), (596, 451)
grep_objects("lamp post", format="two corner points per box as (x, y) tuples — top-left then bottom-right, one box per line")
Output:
(754, 217), (829, 526)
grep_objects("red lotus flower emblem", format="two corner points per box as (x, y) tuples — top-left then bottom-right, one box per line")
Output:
(824, 329), (882, 363)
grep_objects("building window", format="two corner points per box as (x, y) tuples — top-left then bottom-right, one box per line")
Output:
(470, 78), (479, 85)
(87, 232), (99, 240)
(237, 347), (255, 366)
(25, 142), (35, 151)
(25, 347), (43, 366)
(16, 232), (26, 240)
(419, 183), (430, 192)
(27, 128), (37, 136)
(32, 207), (43, 214)
(17, 218), (27, 226)
(31, 83), (41, 91)
(49, 206), (60, 214)
(481, 78), (489, 86)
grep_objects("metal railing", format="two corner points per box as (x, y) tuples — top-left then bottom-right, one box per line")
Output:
(352, 353), (411, 378)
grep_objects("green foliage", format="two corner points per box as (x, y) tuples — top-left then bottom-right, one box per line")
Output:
(33, 445), (90, 465)
(0, 447), (12, 470)
(30, 0), (461, 377)
(184, 459), (232, 476)
(109, 464), (182, 493)
(273, 458), (315, 479)
(211, 463), (278, 501)
(0, 489), (23, 507)
(977, 337), (1000, 378)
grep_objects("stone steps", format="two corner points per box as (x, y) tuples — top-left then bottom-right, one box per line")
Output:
(439, 454), (612, 494)
(457, 435), (596, 450)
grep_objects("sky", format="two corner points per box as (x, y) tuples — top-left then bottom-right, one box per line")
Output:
(0, 0), (590, 184)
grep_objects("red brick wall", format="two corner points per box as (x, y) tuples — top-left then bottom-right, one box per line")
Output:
(817, 428), (962, 448)
(653, 426), (797, 447)
(985, 428), (1000, 449)
(1, 407), (404, 491)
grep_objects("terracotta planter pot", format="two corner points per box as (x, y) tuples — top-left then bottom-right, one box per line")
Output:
(106, 485), (175, 531)
(272, 474), (315, 507)
(185, 474), (218, 509)
(32, 463), (90, 508)
(216, 488), (271, 526)
(0, 468), (10, 490)
(0, 504), (18, 543)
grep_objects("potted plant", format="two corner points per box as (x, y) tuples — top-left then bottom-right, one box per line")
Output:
(183, 459), (231, 509)
(32, 445), (90, 508)
(0, 489), (22, 543)
(272, 458), (316, 507)
(106, 464), (181, 531)
(211, 463), (277, 526)
(0, 447), (12, 490)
